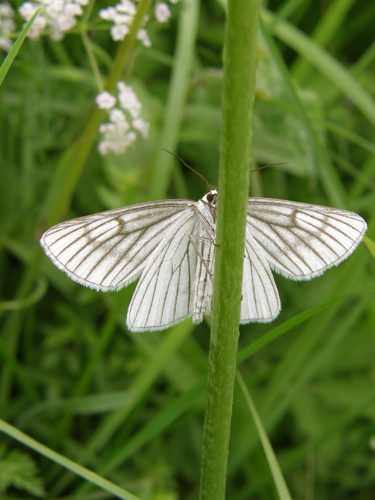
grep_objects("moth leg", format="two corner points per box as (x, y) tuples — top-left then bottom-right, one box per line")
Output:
(190, 235), (212, 243)
(202, 230), (220, 247)
(189, 235), (214, 289)
(191, 207), (220, 246)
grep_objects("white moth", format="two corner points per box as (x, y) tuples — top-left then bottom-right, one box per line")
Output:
(40, 190), (367, 332)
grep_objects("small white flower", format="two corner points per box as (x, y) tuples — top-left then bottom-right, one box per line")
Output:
(65, 3), (82, 16)
(0, 2), (14, 16)
(100, 129), (136, 155)
(97, 83), (149, 156)
(95, 91), (117, 109)
(116, 81), (125, 92)
(113, 13), (131, 25)
(110, 108), (127, 124)
(0, 37), (11, 50)
(45, 1), (61, 16)
(136, 28), (151, 47)
(56, 13), (76, 31)
(0, 37), (11, 51)
(110, 23), (129, 40)
(118, 121), (131, 134)
(19, 2), (38, 17)
(98, 141), (112, 155)
(155, 2), (170, 23)
(99, 0), (134, 42)
(126, 130), (137, 143)
(99, 6), (117, 20)
(117, 0), (136, 15)
(118, 88), (141, 119)
(100, 0), (154, 46)
(0, 2), (16, 52)
(2, 18), (14, 31)
(26, 15), (48, 38)
(99, 123), (116, 134)
(19, 0), (86, 40)
(132, 118), (149, 138)
(117, 83), (135, 98)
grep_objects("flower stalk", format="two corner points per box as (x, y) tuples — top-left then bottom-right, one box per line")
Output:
(199, 0), (260, 498)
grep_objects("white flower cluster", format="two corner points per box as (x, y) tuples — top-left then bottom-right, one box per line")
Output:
(99, 0), (178, 46)
(96, 82), (149, 155)
(19, 0), (88, 40)
(154, 2), (172, 23)
(0, 2), (16, 51)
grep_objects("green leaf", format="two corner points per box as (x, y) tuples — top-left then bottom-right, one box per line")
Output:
(0, 445), (45, 497)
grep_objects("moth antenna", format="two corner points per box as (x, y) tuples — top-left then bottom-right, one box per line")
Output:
(161, 148), (212, 192)
(250, 162), (291, 173)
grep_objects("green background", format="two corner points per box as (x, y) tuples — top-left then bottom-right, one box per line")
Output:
(0, 0), (375, 498)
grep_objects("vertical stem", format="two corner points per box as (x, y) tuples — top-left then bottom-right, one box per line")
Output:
(199, 1), (260, 499)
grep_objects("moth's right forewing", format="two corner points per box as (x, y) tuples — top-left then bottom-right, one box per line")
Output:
(247, 198), (367, 280)
(40, 200), (195, 291)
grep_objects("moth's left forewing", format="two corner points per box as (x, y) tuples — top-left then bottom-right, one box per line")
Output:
(40, 200), (196, 291)
(247, 198), (367, 280)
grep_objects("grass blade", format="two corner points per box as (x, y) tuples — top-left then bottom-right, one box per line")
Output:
(0, 9), (40, 86)
(0, 419), (142, 500)
(236, 370), (293, 500)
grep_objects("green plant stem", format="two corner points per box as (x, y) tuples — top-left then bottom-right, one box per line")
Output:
(82, 31), (103, 91)
(198, 1), (260, 499)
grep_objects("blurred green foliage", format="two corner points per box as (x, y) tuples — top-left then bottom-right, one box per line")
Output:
(0, 0), (375, 499)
